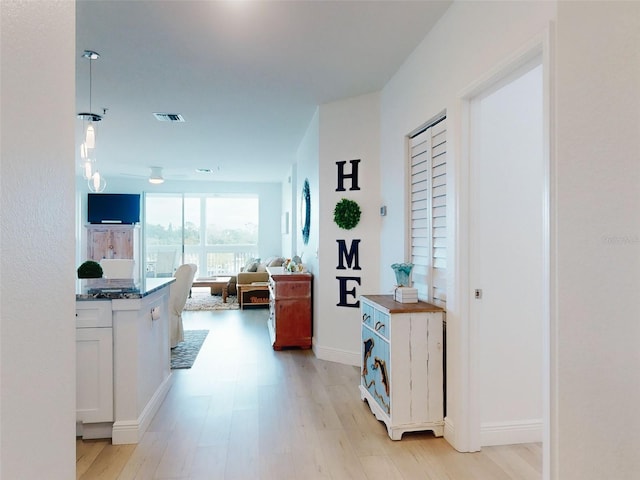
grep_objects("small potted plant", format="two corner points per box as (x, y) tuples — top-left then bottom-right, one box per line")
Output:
(77, 260), (103, 279)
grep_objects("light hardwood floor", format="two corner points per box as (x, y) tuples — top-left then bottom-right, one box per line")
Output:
(77, 307), (541, 479)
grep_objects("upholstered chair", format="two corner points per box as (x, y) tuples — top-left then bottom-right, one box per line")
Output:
(99, 258), (135, 279)
(169, 263), (197, 348)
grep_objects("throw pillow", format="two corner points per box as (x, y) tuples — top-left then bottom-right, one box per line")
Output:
(244, 257), (260, 272)
(268, 256), (285, 267)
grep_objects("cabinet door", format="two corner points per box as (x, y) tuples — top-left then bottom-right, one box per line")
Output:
(76, 327), (113, 423)
(87, 226), (134, 260)
(109, 228), (133, 258)
(362, 325), (391, 415)
(87, 228), (112, 261)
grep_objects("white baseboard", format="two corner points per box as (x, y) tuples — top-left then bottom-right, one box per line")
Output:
(312, 340), (359, 366)
(112, 372), (173, 445)
(76, 421), (113, 440)
(444, 416), (456, 446)
(480, 418), (543, 446)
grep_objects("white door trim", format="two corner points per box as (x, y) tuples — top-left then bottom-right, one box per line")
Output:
(452, 27), (553, 480)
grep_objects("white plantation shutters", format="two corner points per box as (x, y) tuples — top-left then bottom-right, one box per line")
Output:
(409, 117), (447, 307)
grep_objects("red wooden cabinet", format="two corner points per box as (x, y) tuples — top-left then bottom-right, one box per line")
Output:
(266, 269), (312, 350)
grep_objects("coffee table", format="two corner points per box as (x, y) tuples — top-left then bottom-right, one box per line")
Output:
(191, 276), (231, 302)
(237, 282), (270, 309)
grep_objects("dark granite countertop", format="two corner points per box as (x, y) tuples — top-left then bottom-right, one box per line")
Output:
(76, 277), (175, 300)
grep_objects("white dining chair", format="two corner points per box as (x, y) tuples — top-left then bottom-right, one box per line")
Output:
(169, 263), (197, 348)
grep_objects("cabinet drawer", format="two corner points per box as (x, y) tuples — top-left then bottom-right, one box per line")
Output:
(76, 301), (112, 328)
(361, 301), (374, 328)
(373, 309), (389, 339)
(271, 279), (310, 299)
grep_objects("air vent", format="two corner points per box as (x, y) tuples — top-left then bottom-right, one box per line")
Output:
(153, 113), (185, 122)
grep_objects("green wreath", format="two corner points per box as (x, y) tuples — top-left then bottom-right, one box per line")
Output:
(333, 198), (361, 230)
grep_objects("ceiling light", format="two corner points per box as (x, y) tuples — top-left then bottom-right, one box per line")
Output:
(149, 167), (165, 184)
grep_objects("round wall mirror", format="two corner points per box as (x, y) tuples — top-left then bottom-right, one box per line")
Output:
(301, 178), (310, 245)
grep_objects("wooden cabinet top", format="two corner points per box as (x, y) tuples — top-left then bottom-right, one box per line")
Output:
(361, 295), (444, 314)
(266, 267), (312, 281)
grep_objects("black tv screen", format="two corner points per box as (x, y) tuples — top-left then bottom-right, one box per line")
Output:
(88, 193), (140, 224)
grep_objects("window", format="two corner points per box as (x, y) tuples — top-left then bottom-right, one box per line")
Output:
(408, 116), (447, 307)
(145, 193), (259, 278)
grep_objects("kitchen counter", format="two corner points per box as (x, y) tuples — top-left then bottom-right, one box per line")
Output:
(76, 277), (174, 444)
(76, 277), (174, 300)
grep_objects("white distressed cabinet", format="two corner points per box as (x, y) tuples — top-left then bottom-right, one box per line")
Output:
(360, 295), (444, 440)
(86, 224), (137, 261)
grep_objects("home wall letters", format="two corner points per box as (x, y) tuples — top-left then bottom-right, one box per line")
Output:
(336, 159), (362, 308)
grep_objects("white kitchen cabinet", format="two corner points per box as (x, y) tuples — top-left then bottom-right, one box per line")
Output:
(76, 301), (113, 427)
(360, 295), (444, 440)
(76, 278), (173, 444)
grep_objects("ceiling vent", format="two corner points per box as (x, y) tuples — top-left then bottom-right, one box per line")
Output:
(153, 113), (185, 122)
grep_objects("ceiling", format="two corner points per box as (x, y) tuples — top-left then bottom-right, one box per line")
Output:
(76, 0), (451, 184)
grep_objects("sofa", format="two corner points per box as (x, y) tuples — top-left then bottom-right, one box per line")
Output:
(226, 256), (285, 296)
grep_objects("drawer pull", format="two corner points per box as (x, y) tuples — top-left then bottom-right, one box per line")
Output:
(362, 313), (371, 323)
(375, 321), (386, 332)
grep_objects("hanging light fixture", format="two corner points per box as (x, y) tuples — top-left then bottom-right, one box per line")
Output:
(89, 170), (107, 193)
(77, 49), (106, 191)
(148, 167), (165, 184)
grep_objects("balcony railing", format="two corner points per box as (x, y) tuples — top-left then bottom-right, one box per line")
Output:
(146, 245), (257, 278)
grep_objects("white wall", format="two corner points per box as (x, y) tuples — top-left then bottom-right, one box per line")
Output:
(379, 0), (555, 452)
(315, 93), (381, 365)
(1, 2), (77, 478)
(555, 3), (640, 479)
(280, 164), (297, 259)
(295, 109), (319, 332)
(295, 108), (319, 262)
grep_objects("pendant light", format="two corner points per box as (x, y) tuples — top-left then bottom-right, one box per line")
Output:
(89, 170), (107, 193)
(78, 50), (106, 192)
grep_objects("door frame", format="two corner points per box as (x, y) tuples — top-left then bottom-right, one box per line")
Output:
(453, 28), (553, 479)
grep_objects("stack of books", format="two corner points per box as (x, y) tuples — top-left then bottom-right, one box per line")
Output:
(394, 287), (418, 303)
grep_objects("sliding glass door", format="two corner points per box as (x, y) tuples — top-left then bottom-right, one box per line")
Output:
(145, 193), (258, 278)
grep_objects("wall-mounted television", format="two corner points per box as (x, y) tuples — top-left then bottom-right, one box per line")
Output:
(87, 193), (141, 224)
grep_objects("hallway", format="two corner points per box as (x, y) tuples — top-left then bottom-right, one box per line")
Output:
(77, 308), (541, 479)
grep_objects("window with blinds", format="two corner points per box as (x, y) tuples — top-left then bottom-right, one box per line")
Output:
(409, 117), (447, 308)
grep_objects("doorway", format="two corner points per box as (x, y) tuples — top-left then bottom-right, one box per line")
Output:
(459, 42), (549, 464)
(469, 56), (544, 447)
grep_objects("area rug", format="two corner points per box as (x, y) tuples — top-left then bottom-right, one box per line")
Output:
(171, 330), (209, 369)
(184, 294), (239, 311)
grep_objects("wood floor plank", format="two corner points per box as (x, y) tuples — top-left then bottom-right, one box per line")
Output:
(76, 438), (109, 479)
(116, 431), (169, 480)
(358, 454), (405, 480)
(481, 444), (541, 480)
(76, 308), (542, 480)
(224, 408), (259, 479)
(153, 396), (210, 478)
(188, 445), (227, 480)
(78, 443), (135, 480)
(316, 428), (368, 480)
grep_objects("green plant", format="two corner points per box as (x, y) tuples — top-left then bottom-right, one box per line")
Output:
(333, 198), (361, 230)
(77, 260), (103, 279)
